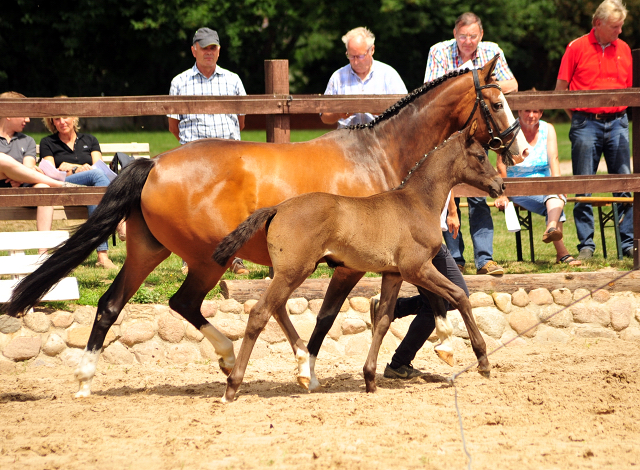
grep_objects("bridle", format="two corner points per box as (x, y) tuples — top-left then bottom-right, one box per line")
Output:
(462, 68), (521, 157)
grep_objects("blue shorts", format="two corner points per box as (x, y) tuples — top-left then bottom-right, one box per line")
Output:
(510, 195), (566, 223)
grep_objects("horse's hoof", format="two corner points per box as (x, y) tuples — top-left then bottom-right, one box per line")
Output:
(218, 357), (233, 376)
(297, 376), (310, 390)
(478, 368), (491, 379)
(435, 349), (455, 367)
(308, 377), (321, 391)
(74, 389), (91, 398)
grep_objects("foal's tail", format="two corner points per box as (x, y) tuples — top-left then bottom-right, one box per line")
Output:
(6, 158), (156, 316)
(213, 206), (278, 267)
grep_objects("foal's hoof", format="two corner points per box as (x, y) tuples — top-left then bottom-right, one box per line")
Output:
(218, 357), (233, 376)
(297, 376), (310, 390)
(435, 349), (455, 367)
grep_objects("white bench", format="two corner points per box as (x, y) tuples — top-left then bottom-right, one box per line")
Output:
(0, 231), (79, 305)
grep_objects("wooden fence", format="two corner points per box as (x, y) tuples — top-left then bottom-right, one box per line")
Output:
(1, 54), (640, 267)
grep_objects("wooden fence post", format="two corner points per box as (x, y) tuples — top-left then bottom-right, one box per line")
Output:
(264, 60), (290, 144)
(632, 49), (640, 269)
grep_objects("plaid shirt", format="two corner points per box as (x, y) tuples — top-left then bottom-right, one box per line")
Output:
(169, 64), (246, 144)
(324, 60), (407, 128)
(424, 39), (514, 83)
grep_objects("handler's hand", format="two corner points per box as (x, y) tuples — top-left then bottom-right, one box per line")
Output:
(494, 195), (509, 211)
(447, 212), (460, 239)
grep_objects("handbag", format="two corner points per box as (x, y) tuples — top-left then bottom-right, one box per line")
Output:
(109, 152), (136, 174)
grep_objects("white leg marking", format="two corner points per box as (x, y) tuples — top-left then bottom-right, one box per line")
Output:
(296, 347), (310, 390)
(201, 323), (235, 373)
(308, 355), (321, 391)
(74, 349), (101, 398)
(434, 316), (455, 366)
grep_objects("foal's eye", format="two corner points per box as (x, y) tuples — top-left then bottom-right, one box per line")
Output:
(477, 154), (485, 163)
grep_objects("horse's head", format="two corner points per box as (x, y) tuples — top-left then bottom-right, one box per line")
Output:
(456, 120), (505, 199)
(461, 56), (530, 166)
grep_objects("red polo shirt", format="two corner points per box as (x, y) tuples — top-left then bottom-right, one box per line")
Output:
(557, 29), (632, 114)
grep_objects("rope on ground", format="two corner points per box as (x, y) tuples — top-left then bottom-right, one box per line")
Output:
(448, 267), (637, 470)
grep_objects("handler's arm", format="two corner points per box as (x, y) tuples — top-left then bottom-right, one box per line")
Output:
(168, 117), (180, 141)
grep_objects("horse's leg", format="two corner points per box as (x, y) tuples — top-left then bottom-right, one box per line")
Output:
(270, 303), (311, 389)
(407, 264), (490, 377)
(75, 209), (170, 397)
(363, 272), (403, 393)
(306, 267), (365, 391)
(418, 288), (455, 366)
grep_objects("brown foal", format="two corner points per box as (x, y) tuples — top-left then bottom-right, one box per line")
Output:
(214, 121), (505, 402)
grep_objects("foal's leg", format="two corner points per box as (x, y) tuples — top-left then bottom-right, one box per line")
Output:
(363, 272), (403, 393)
(306, 267), (365, 391)
(419, 288), (455, 366)
(270, 304), (311, 389)
(75, 209), (170, 397)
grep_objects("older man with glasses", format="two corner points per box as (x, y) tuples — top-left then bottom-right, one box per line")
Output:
(320, 26), (407, 128)
(424, 12), (518, 276)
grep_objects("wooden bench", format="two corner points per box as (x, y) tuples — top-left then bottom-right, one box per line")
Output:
(0, 231), (79, 309)
(0, 143), (150, 222)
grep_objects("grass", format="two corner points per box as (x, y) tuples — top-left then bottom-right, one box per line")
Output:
(11, 125), (634, 310)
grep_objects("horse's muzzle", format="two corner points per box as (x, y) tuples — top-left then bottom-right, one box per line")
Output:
(488, 178), (505, 199)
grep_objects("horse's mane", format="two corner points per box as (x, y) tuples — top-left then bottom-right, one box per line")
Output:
(345, 68), (472, 130)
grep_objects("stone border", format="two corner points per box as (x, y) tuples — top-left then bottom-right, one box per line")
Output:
(1, 287), (640, 371)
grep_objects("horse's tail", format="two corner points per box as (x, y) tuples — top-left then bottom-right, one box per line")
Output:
(6, 158), (156, 316)
(213, 206), (278, 267)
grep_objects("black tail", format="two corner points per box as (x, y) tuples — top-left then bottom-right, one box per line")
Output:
(213, 206), (278, 266)
(6, 158), (156, 316)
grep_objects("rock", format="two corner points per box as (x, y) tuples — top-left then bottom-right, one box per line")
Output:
(448, 310), (469, 339)
(308, 299), (324, 315)
(327, 313), (345, 341)
(318, 338), (344, 357)
(23, 311), (50, 333)
(529, 288), (553, 305)
(73, 305), (95, 325)
(508, 307), (539, 337)
(0, 315), (21, 334)
(260, 319), (287, 344)
(198, 340), (217, 361)
(246, 339), (269, 359)
(2, 336), (41, 361)
(533, 324), (570, 343)
(287, 298), (308, 315)
(50, 311), (74, 328)
(591, 290), (611, 303)
(102, 342), (135, 365)
(389, 316), (413, 340)
(59, 348), (84, 368)
(201, 300), (218, 318)
(339, 299), (350, 313)
(158, 314), (185, 343)
(42, 333), (66, 356)
(124, 304), (157, 321)
(608, 298), (633, 332)
(619, 327), (640, 342)
(573, 288), (592, 303)
(349, 297), (370, 313)
(480, 332), (500, 352)
(113, 310), (126, 325)
(219, 299), (243, 315)
(571, 302), (611, 327)
(473, 307), (507, 339)
(132, 340), (165, 364)
(66, 325), (117, 349)
(184, 323), (204, 342)
(119, 321), (156, 347)
(539, 305), (572, 328)
(636, 307), (640, 323)
(211, 318), (246, 341)
(165, 343), (200, 363)
(470, 292), (494, 308)
(552, 288), (573, 306)
(341, 317), (367, 335)
(500, 330), (527, 348)
(290, 312), (318, 342)
(379, 333), (399, 354)
(511, 288), (530, 307)
(492, 293), (512, 313)
(572, 324), (617, 339)
(244, 299), (258, 314)
(343, 334), (370, 357)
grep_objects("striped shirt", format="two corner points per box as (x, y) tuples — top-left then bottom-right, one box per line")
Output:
(169, 64), (246, 144)
(323, 60), (408, 128)
(424, 39), (514, 83)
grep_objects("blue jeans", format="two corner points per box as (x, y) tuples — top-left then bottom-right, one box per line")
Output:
(390, 244), (469, 367)
(66, 168), (111, 252)
(510, 195), (567, 223)
(443, 197), (494, 270)
(570, 112), (633, 253)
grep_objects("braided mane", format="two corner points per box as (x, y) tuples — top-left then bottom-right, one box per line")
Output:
(345, 68), (472, 130)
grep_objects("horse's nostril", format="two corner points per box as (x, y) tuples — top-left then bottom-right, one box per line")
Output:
(501, 183), (506, 190)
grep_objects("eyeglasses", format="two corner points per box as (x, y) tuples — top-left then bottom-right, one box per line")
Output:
(346, 47), (372, 61)
(457, 34), (479, 42)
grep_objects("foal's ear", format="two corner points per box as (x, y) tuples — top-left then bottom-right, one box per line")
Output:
(465, 119), (478, 140)
(481, 55), (499, 83)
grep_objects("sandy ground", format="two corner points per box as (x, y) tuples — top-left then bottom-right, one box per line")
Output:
(1, 338), (639, 470)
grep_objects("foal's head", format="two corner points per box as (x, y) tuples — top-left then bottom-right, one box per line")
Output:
(454, 121), (505, 198)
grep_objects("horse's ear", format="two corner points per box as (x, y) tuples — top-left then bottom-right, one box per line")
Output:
(481, 55), (499, 83)
(465, 119), (478, 141)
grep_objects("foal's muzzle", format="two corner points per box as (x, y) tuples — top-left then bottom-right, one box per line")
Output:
(488, 178), (505, 199)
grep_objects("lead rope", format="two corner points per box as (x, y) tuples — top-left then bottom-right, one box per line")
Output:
(448, 267), (637, 470)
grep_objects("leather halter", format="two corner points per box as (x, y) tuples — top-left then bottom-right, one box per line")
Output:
(462, 68), (521, 155)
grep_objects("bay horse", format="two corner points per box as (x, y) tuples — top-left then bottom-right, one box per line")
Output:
(6, 57), (527, 398)
(214, 121), (502, 401)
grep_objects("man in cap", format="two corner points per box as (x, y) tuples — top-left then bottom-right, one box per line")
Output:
(168, 27), (249, 274)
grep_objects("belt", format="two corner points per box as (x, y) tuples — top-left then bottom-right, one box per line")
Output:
(574, 111), (626, 122)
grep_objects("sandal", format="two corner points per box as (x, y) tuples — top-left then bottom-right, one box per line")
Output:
(542, 227), (563, 243)
(557, 254), (582, 267)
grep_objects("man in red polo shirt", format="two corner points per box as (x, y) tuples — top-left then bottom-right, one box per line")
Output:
(555, 0), (633, 260)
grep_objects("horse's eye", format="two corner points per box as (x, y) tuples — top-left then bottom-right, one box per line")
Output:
(493, 102), (504, 110)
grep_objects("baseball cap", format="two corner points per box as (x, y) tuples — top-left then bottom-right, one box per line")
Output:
(193, 27), (220, 47)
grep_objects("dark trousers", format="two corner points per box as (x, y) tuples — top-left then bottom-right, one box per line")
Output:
(390, 244), (469, 368)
